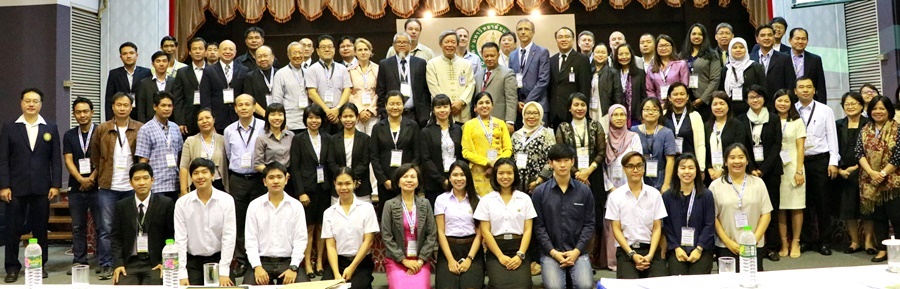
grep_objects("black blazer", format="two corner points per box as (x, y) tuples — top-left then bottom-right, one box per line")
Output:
(837, 116), (868, 168)
(326, 130), (371, 197)
(751, 43), (791, 56)
(242, 67), (278, 117)
(615, 68), (648, 121)
(199, 62), (249, 132)
(236, 52), (281, 71)
(110, 194), (175, 269)
(704, 118), (753, 173)
(593, 65), (623, 114)
(289, 131), (328, 195)
(737, 112), (783, 178)
(0, 121), (62, 196)
(548, 52), (592, 127)
(749, 50), (796, 103)
(418, 122), (464, 193)
(173, 62), (205, 132)
(375, 56), (430, 127)
(719, 62), (767, 116)
(136, 76), (175, 123)
(801, 51), (828, 103)
(370, 117), (420, 187)
(105, 66), (151, 121)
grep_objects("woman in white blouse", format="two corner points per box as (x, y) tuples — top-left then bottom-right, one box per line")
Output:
(321, 167), (379, 289)
(435, 161), (484, 289)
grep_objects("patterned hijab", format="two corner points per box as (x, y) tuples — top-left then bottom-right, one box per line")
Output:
(606, 104), (636, 165)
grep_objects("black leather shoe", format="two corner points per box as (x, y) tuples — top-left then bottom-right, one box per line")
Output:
(4, 272), (18, 283)
(42, 270), (48, 279)
(306, 271), (316, 279)
(766, 251), (781, 261)
(799, 242), (811, 253)
(872, 254), (888, 262)
(819, 245), (832, 256)
(98, 266), (112, 280)
(316, 270), (324, 276)
(866, 248), (878, 255)
(844, 246), (863, 254)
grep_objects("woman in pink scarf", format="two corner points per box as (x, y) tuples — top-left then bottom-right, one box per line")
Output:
(600, 104), (643, 271)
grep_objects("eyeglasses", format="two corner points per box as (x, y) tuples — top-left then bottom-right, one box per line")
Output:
(394, 41), (410, 45)
(524, 111), (541, 116)
(624, 163), (645, 170)
(843, 102), (861, 107)
(644, 108), (660, 114)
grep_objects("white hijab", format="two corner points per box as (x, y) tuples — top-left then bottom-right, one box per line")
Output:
(724, 38), (753, 97)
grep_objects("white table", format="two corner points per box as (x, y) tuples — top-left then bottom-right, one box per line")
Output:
(599, 265), (900, 289)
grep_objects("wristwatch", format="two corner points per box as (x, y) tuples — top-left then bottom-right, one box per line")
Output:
(626, 250), (636, 259)
(289, 265), (298, 272)
(516, 251), (526, 259)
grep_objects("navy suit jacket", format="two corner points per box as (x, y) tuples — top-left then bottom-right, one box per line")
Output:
(375, 56), (430, 126)
(750, 50), (796, 102)
(105, 66), (151, 121)
(110, 194), (174, 269)
(199, 62), (248, 132)
(0, 120), (62, 196)
(509, 44), (551, 122)
(800, 51), (828, 103)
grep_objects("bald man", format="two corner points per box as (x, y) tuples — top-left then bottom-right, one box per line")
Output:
(242, 45), (278, 117)
(199, 40), (250, 132)
(607, 31), (645, 68)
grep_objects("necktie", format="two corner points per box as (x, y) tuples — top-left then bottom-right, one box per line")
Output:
(560, 54), (567, 71)
(400, 58), (408, 83)
(519, 49), (526, 70)
(138, 203), (145, 229)
(303, 63), (308, 70)
(721, 50), (727, 65)
(225, 64), (232, 83)
(482, 71), (492, 92)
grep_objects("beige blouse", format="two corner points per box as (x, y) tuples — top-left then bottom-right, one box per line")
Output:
(180, 133), (228, 187)
(349, 62), (379, 116)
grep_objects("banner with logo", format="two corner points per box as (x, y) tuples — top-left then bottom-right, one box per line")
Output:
(396, 14), (577, 58)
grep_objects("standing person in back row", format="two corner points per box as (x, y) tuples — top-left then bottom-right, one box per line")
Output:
(306, 35), (352, 134)
(199, 40), (249, 133)
(106, 42), (152, 121)
(173, 37), (210, 135)
(548, 27), (592, 129)
(136, 91), (184, 201)
(476, 42), (518, 133)
(750, 25), (796, 103)
(1, 88), (61, 283)
(386, 19), (435, 60)
(427, 30), (476, 124)
(376, 33), (431, 127)
(788, 28), (827, 104)
(509, 18), (551, 125)
(237, 27), (281, 71)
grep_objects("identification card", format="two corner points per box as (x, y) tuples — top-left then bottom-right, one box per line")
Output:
(689, 74), (699, 89)
(646, 159), (659, 178)
(362, 92), (373, 105)
(223, 89), (235, 104)
(681, 227), (695, 247)
(137, 233), (149, 253)
(660, 85), (670, 100)
(712, 151), (724, 167)
(516, 153), (528, 168)
(753, 145), (764, 162)
(590, 96), (599, 109)
(193, 90), (201, 105)
(443, 157), (456, 172)
(577, 147), (590, 169)
(316, 166), (325, 183)
(568, 71), (576, 83)
(734, 212), (749, 228)
(731, 88), (743, 101)
(458, 76), (466, 87)
(612, 166), (624, 180)
(129, 93), (136, 107)
(78, 158), (91, 175)
(406, 240), (418, 257)
(675, 137), (684, 154)
(516, 73), (524, 88)
(165, 153), (177, 167)
(400, 83), (412, 97)
(487, 149), (499, 162)
(299, 96), (309, 108)
(390, 150), (403, 167)
(114, 155), (128, 171)
(322, 91), (334, 106)
(780, 150), (791, 164)
(240, 152), (252, 168)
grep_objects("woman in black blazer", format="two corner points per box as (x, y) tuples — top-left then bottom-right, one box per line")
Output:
(289, 104), (333, 278)
(705, 92), (752, 184)
(720, 38), (766, 116)
(419, 95), (464, 206)
(327, 102), (372, 202)
(613, 44), (647, 126)
(835, 92), (874, 254)
(736, 85), (783, 261)
(370, 91), (421, 205)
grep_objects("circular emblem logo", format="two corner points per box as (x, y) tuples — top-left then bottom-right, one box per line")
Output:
(470, 23), (511, 57)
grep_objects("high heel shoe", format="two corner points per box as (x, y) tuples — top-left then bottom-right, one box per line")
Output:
(306, 271), (316, 279)
(866, 248), (878, 255)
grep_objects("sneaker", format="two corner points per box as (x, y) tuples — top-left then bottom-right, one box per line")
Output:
(98, 266), (113, 280)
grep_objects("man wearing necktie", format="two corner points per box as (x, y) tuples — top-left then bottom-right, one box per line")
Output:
(714, 23), (734, 66)
(548, 27), (592, 129)
(173, 37), (210, 135)
(475, 42), (517, 133)
(376, 33), (431, 127)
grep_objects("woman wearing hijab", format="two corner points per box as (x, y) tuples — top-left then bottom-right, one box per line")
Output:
(601, 104), (643, 271)
(513, 101), (556, 193)
(719, 37), (766, 116)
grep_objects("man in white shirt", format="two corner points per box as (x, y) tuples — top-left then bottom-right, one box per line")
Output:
(306, 34), (352, 134)
(386, 18), (435, 60)
(299, 38), (315, 70)
(606, 151), (668, 279)
(272, 41), (310, 133)
(794, 76), (839, 256)
(175, 158), (236, 286)
(244, 161), (308, 285)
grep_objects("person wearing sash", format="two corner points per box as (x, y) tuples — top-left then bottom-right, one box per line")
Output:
(835, 92), (874, 255)
(348, 38), (379, 135)
(289, 104), (332, 278)
(662, 83), (706, 174)
(773, 89), (807, 258)
(612, 44), (647, 127)
(720, 38), (766, 117)
(434, 161), (485, 289)
(856, 96), (900, 263)
(631, 98), (677, 192)
(64, 97), (100, 274)
(645, 35), (689, 106)
(589, 42), (623, 130)
(462, 92), (513, 196)
(704, 92), (752, 184)
(306, 34), (353, 134)
(135, 91), (184, 201)
(370, 91), (421, 205)
(474, 158), (536, 288)
(271, 41), (311, 134)
(254, 103), (295, 196)
(321, 167), (379, 289)
(327, 103), (373, 204)
(601, 104), (643, 271)
(662, 153), (715, 275)
(710, 143), (772, 271)
(381, 164), (437, 289)
(179, 108), (228, 195)
(420, 95), (464, 206)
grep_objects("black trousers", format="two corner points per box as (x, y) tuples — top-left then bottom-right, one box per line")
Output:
(872, 197), (900, 251)
(615, 246), (667, 279)
(242, 257), (311, 285)
(116, 256), (162, 285)
(801, 153), (833, 246)
(5, 194), (49, 273)
(761, 174), (782, 252)
(323, 255), (375, 289)
(229, 171), (264, 268)
(665, 249), (713, 275)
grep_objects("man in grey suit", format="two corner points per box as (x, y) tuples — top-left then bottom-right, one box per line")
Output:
(476, 42), (517, 133)
(508, 18), (551, 126)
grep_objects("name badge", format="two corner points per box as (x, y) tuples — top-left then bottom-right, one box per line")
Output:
(675, 137), (684, 154)
(734, 212), (749, 228)
(689, 74), (699, 89)
(362, 92), (373, 105)
(137, 233), (149, 253)
(660, 85), (670, 100)
(780, 150), (791, 164)
(612, 166), (624, 180)
(568, 71), (576, 83)
(265, 93), (273, 106)
(240, 152), (252, 168)
(487, 149), (499, 162)
(516, 73), (524, 88)
(223, 89), (235, 104)
(129, 93), (136, 107)
(577, 147), (590, 169)
(78, 158), (91, 175)
(458, 76), (466, 87)
(731, 87), (743, 101)
(681, 227), (695, 247)
(646, 159), (659, 178)
(400, 83), (412, 98)
(516, 153), (528, 168)
(443, 157), (456, 173)
(299, 96), (309, 108)
(193, 90), (201, 105)
(114, 155), (128, 171)
(316, 165), (325, 183)
(165, 153), (177, 167)
(322, 91), (335, 106)
(711, 151), (724, 167)
(753, 145), (764, 162)
(406, 240), (418, 257)
(590, 96), (599, 109)
(390, 150), (403, 167)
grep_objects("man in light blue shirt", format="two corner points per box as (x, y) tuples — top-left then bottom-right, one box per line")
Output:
(135, 91), (184, 201)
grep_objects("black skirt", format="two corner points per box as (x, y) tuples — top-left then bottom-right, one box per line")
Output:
(435, 237), (485, 289)
(485, 238), (531, 289)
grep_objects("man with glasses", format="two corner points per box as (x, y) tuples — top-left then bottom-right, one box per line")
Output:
(305, 34), (352, 134)
(714, 23), (734, 66)
(548, 27), (591, 128)
(376, 32), (430, 127)
(508, 18), (550, 126)
(386, 18), (435, 60)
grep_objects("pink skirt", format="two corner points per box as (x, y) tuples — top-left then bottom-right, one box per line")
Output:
(384, 258), (432, 289)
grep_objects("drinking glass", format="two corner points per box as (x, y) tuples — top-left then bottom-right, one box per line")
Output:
(203, 263), (219, 286)
(71, 264), (89, 289)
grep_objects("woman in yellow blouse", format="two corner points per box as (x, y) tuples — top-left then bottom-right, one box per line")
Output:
(348, 38), (379, 135)
(462, 92), (512, 196)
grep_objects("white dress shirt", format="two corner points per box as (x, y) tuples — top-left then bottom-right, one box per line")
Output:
(320, 197), (380, 257)
(174, 188), (237, 279)
(434, 192), (478, 237)
(15, 115), (46, 150)
(131, 194), (151, 256)
(473, 190), (537, 236)
(192, 62), (206, 83)
(111, 125), (133, 191)
(604, 183), (667, 247)
(272, 63), (309, 130)
(155, 75), (167, 91)
(795, 100), (840, 166)
(245, 193), (308, 268)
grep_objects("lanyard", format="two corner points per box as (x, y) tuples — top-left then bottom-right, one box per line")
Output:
(685, 187), (697, 224)
(781, 120), (788, 134)
(801, 102), (817, 128)
(572, 120), (588, 147)
(115, 120), (128, 148)
(645, 125), (661, 156)
(137, 203), (148, 232)
(479, 116), (495, 143)
(309, 133), (321, 162)
(401, 200), (417, 236)
(291, 65), (305, 85)
(398, 58), (409, 83)
(672, 111), (687, 135)
(659, 65), (671, 85)
(157, 119), (172, 149)
(522, 126), (545, 147)
(713, 122), (724, 150)
(320, 60), (335, 87)
(201, 137), (215, 159)
(261, 68), (275, 92)
(729, 175), (747, 208)
(237, 119), (257, 149)
(79, 124), (95, 155)
(750, 123), (762, 145)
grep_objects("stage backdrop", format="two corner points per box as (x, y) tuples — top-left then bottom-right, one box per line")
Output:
(405, 14), (576, 57)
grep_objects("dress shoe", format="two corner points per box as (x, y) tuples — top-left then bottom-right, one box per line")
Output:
(766, 251), (780, 261)
(95, 267), (101, 274)
(42, 270), (48, 279)
(844, 246), (863, 254)
(4, 272), (18, 283)
(872, 254), (888, 262)
(306, 271), (316, 279)
(316, 270), (324, 276)
(818, 245), (832, 256)
(98, 266), (113, 280)
(866, 248), (878, 255)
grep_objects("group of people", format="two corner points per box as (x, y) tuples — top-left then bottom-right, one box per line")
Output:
(2, 13), (899, 289)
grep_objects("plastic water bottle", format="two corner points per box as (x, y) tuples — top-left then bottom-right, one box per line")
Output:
(738, 226), (758, 288)
(24, 238), (42, 288)
(161, 239), (179, 288)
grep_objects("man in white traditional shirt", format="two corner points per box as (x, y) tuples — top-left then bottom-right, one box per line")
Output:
(426, 30), (476, 123)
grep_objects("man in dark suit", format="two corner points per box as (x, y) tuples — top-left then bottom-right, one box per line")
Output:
(199, 40), (249, 133)
(509, 18), (551, 126)
(751, 17), (791, 55)
(749, 24), (796, 105)
(137, 51), (176, 123)
(236, 27), (280, 71)
(0, 88), (61, 282)
(476, 42), (518, 132)
(111, 163), (175, 285)
(106, 42), (152, 121)
(173, 37), (209, 135)
(714, 23), (734, 66)
(789, 28), (827, 103)
(242, 45), (278, 118)
(548, 27), (592, 128)
(375, 32), (430, 127)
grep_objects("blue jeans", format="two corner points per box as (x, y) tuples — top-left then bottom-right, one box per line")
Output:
(98, 189), (133, 267)
(540, 254), (594, 289)
(69, 189), (100, 265)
